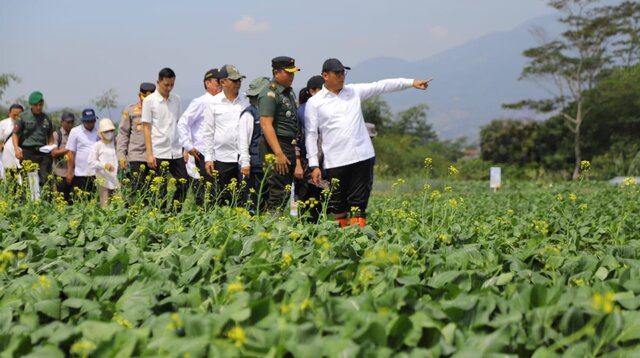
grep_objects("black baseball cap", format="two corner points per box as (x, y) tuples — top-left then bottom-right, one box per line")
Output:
(203, 68), (221, 81)
(322, 58), (351, 73)
(81, 108), (97, 122)
(306, 75), (324, 89)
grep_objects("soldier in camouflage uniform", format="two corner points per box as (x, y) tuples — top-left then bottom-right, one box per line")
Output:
(258, 56), (302, 210)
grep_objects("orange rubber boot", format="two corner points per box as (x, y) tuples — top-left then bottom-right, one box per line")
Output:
(336, 218), (347, 227)
(350, 217), (366, 227)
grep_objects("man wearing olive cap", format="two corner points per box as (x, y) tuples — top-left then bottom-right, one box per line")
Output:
(117, 82), (156, 193)
(12, 91), (54, 188)
(258, 56), (302, 210)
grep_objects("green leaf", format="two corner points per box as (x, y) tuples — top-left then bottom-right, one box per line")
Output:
(428, 270), (466, 289)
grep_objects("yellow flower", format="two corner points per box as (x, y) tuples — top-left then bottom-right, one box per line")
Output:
(424, 157), (433, 168)
(39, 274), (51, 288)
(430, 190), (441, 201)
(448, 198), (458, 208)
(227, 282), (244, 294)
(258, 232), (272, 240)
(300, 298), (312, 311)
(592, 291), (616, 314)
(113, 314), (133, 328)
(70, 339), (96, 357)
(580, 160), (591, 171)
(227, 326), (246, 348)
(579, 203), (588, 210)
(556, 194), (564, 202)
(265, 153), (276, 166)
(282, 253), (293, 268)
(568, 193), (577, 202)
(448, 165), (459, 176)
(437, 233), (452, 245)
(623, 177), (637, 186)
(160, 161), (170, 168)
(280, 303), (295, 314)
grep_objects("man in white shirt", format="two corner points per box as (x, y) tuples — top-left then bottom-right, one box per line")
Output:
(0, 104), (24, 177)
(203, 64), (249, 206)
(66, 108), (100, 200)
(305, 58), (432, 227)
(142, 67), (189, 207)
(178, 68), (222, 206)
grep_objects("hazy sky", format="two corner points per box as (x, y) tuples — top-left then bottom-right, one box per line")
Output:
(1, 0), (555, 112)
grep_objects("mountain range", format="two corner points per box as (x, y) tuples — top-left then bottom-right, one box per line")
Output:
(347, 14), (564, 141)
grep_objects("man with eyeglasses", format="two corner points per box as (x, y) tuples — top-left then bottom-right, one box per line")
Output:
(203, 64), (249, 206)
(178, 68), (223, 205)
(258, 56), (301, 211)
(117, 82), (156, 193)
(305, 58), (432, 228)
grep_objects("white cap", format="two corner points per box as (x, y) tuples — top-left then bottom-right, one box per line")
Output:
(98, 118), (115, 132)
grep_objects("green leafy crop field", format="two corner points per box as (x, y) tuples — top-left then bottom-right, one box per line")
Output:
(1, 174), (640, 357)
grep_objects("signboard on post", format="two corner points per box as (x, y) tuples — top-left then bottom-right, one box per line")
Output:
(490, 167), (501, 190)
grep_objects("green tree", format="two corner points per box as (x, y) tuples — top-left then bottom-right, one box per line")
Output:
(608, 1), (640, 66)
(507, 0), (616, 179)
(92, 88), (119, 119)
(361, 95), (392, 133)
(388, 104), (437, 142)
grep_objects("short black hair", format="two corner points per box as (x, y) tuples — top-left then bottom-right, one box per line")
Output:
(9, 104), (24, 112)
(298, 87), (311, 105)
(158, 67), (176, 81)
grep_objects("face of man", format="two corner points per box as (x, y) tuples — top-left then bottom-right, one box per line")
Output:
(274, 69), (295, 88)
(61, 120), (74, 132)
(157, 77), (176, 98)
(205, 78), (222, 96)
(221, 78), (241, 97)
(9, 108), (22, 121)
(322, 70), (346, 94)
(83, 120), (96, 131)
(30, 101), (44, 115)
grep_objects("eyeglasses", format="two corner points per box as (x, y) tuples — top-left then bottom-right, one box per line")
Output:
(229, 78), (242, 83)
(331, 70), (347, 77)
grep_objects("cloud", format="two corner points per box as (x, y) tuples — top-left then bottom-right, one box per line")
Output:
(233, 16), (270, 33)
(429, 25), (449, 41)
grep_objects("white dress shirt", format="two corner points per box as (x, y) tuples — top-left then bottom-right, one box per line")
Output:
(141, 90), (183, 159)
(238, 110), (255, 168)
(202, 92), (250, 163)
(88, 140), (119, 190)
(177, 92), (217, 154)
(305, 78), (414, 169)
(66, 124), (100, 176)
(0, 118), (19, 169)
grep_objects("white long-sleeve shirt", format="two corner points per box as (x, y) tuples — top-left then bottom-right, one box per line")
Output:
(88, 140), (119, 190)
(202, 92), (250, 163)
(305, 78), (414, 169)
(177, 92), (217, 154)
(238, 109), (255, 168)
(141, 90), (182, 160)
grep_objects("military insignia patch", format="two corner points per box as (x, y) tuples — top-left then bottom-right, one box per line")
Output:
(270, 83), (277, 90)
(267, 91), (276, 98)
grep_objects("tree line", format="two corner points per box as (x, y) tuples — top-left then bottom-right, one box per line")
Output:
(483, 0), (640, 180)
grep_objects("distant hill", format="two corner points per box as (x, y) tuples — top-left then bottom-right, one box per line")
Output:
(348, 14), (563, 141)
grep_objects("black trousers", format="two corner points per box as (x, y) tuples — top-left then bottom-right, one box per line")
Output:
(128, 161), (149, 194)
(260, 137), (296, 210)
(240, 168), (267, 213)
(212, 161), (240, 206)
(55, 175), (72, 203)
(155, 158), (189, 207)
(22, 148), (52, 188)
(295, 172), (323, 223)
(324, 158), (374, 217)
(71, 176), (96, 202)
(193, 154), (215, 206)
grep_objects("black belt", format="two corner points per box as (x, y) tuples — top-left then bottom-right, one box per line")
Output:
(22, 146), (43, 151)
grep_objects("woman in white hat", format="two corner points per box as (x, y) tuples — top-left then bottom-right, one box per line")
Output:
(88, 118), (119, 207)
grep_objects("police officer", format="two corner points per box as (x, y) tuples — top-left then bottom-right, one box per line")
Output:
(116, 82), (156, 192)
(258, 56), (301, 210)
(12, 91), (54, 188)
